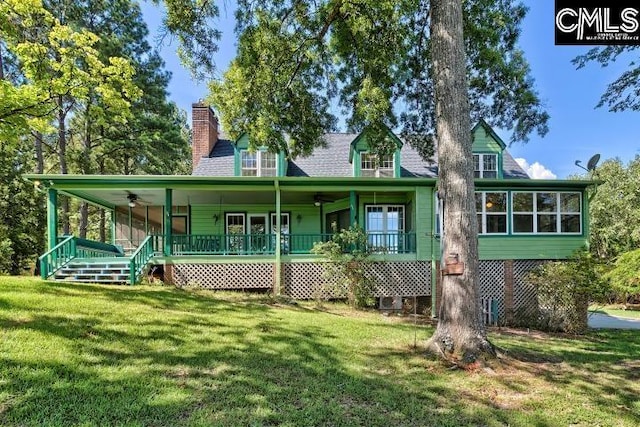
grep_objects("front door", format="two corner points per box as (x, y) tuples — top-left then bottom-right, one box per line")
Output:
(248, 214), (268, 253)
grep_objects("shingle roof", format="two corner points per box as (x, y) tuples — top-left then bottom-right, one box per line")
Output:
(192, 133), (529, 179)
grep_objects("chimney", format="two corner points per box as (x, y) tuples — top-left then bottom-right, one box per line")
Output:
(191, 102), (219, 173)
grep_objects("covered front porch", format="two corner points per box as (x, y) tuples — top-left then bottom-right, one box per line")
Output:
(29, 175), (435, 285)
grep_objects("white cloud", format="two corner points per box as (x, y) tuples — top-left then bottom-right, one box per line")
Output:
(515, 158), (557, 180)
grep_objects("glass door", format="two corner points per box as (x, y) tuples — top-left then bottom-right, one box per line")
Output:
(248, 214), (268, 254)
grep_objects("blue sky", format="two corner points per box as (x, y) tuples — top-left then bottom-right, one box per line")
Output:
(142, 1), (639, 179)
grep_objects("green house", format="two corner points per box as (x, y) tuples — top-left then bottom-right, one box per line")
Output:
(27, 103), (594, 322)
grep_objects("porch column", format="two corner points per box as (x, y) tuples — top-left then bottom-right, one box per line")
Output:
(110, 209), (116, 245)
(164, 188), (172, 256)
(274, 181), (282, 295)
(349, 190), (358, 226)
(47, 188), (58, 250)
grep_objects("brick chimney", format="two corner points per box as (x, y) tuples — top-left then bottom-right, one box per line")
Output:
(191, 102), (219, 172)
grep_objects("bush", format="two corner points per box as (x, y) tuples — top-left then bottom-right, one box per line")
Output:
(311, 225), (376, 309)
(0, 225), (14, 274)
(524, 251), (609, 334)
(604, 248), (640, 305)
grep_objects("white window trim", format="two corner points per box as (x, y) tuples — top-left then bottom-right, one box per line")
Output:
(240, 150), (277, 177)
(476, 191), (508, 235)
(474, 153), (498, 178)
(511, 192), (582, 235)
(360, 152), (395, 178)
(365, 205), (405, 233)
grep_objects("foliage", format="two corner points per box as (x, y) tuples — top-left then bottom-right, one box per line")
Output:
(524, 251), (609, 334)
(604, 248), (640, 304)
(587, 156), (640, 259)
(0, 142), (45, 274)
(311, 225), (376, 308)
(0, 224), (14, 273)
(2, 277), (640, 426)
(573, 46), (639, 112)
(210, 0), (548, 157)
(153, 0), (221, 80)
(0, 0), (140, 145)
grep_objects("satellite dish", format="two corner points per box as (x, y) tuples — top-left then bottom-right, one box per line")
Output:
(586, 153), (601, 171)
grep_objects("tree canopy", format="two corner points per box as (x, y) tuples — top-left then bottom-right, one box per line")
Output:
(573, 46), (640, 112)
(210, 0), (549, 159)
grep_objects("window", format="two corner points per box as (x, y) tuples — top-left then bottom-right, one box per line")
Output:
(366, 205), (404, 252)
(512, 192), (581, 234)
(360, 152), (394, 177)
(225, 213), (245, 252)
(474, 154), (498, 178)
(476, 192), (507, 234)
(270, 213), (290, 235)
(241, 150), (277, 176)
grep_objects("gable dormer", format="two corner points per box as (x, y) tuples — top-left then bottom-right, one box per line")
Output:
(472, 119), (506, 179)
(233, 133), (287, 177)
(349, 127), (402, 178)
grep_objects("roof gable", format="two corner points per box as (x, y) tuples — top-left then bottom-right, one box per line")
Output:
(472, 119), (506, 152)
(348, 126), (403, 163)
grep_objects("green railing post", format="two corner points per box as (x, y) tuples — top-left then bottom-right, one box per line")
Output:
(129, 258), (136, 285)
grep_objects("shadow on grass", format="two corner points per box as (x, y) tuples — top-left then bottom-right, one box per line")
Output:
(2, 280), (640, 426)
(491, 328), (640, 425)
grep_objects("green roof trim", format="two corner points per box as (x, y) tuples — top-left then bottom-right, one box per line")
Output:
(24, 174), (596, 189)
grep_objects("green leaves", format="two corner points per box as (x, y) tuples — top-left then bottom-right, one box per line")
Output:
(212, 0), (549, 158)
(0, 0), (140, 144)
(588, 157), (640, 259)
(573, 46), (640, 112)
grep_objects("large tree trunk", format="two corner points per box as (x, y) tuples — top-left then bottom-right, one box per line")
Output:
(427, 0), (495, 365)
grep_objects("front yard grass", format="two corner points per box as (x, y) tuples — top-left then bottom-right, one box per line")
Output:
(1, 276), (640, 426)
(591, 305), (640, 319)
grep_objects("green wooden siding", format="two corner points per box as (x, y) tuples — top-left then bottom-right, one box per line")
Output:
(478, 236), (587, 259)
(191, 204), (322, 235)
(472, 129), (503, 153)
(414, 186), (434, 259)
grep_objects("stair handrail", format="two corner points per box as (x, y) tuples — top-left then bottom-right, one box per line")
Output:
(128, 236), (154, 285)
(39, 235), (76, 279)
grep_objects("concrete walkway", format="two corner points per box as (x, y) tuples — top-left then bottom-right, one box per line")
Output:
(588, 312), (640, 329)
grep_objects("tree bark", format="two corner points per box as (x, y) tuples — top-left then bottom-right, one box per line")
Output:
(33, 132), (44, 174)
(57, 96), (71, 235)
(426, 0), (495, 365)
(0, 41), (5, 80)
(78, 102), (93, 239)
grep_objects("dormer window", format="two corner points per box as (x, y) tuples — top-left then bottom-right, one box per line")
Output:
(241, 150), (277, 176)
(361, 152), (394, 177)
(474, 154), (497, 178)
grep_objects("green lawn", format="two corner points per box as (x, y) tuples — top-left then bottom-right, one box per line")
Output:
(591, 305), (640, 319)
(1, 277), (640, 426)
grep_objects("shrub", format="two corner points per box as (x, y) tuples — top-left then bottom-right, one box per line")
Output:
(311, 225), (376, 309)
(0, 225), (14, 274)
(604, 248), (640, 305)
(524, 251), (609, 334)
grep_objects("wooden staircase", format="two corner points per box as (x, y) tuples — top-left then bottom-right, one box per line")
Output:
(54, 257), (131, 284)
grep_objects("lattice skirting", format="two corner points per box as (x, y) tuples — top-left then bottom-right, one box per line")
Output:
(479, 260), (506, 321)
(513, 260), (547, 320)
(167, 263), (274, 289)
(282, 261), (431, 300)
